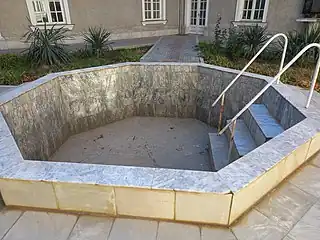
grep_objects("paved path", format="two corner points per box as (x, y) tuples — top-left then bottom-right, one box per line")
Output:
(1, 153), (320, 240)
(140, 35), (202, 63)
(0, 86), (15, 96)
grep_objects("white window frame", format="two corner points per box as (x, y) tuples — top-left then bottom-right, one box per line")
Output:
(25, 0), (73, 29)
(142, 0), (167, 25)
(235, 0), (270, 22)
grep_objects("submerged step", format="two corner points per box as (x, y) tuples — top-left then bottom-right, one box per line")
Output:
(208, 133), (229, 171)
(226, 119), (257, 161)
(244, 104), (284, 146)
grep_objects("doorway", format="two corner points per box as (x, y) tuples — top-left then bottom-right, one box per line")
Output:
(185, 0), (209, 35)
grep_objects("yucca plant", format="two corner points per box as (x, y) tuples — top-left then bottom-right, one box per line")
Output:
(240, 25), (269, 59)
(82, 27), (113, 58)
(22, 23), (70, 66)
(277, 25), (320, 63)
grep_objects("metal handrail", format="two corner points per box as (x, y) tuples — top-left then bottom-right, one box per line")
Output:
(212, 33), (288, 131)
(219, 43), (320, 136)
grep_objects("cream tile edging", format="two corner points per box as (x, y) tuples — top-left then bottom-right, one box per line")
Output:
(0, 179), (57, 209)
(0, 63), (320, 226)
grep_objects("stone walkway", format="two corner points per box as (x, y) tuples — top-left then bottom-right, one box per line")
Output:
(140, 35), (202, 63)
(1, 153), (320, 240)
(0, 86), (15, 96)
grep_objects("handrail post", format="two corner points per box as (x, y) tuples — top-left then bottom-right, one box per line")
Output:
(306, 56), (320, 108)
(277, 36), (288, 84)
(217, 94), (225, 132)
(227, 120), (237, 162)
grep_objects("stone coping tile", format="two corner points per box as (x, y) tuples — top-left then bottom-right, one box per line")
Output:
(0, 113), (23, 173)
(152, 168), (230, 194)
(0, 161), (231, 194)
(0, 161), (156, 189)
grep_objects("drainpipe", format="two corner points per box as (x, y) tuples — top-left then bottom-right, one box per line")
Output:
(178, 0), (185, 35)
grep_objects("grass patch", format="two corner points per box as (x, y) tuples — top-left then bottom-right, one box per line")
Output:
(0, 46), (149, 85)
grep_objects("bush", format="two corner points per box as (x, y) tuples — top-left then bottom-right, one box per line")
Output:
(0, 54), (27, 70)
(225, 27), (244, 60)
(213, 15), (227, 50)
(82, 26), (113, 58)
(240, 25), (269, 59)
(277, 25), (320, 63)
(22, 23), (70, 66)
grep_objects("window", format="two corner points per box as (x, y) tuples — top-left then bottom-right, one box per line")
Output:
(142, 0), (167, 25)
(235, 0), (269, 22)
(26, 0), (72, 27)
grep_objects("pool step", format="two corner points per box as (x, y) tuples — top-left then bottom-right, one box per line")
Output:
(226, 119), (257, 162)
(208, 133), (229, 171)
(208, 104), (284, 170)
(244, 104), (284, 146)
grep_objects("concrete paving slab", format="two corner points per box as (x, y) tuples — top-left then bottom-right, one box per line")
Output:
(108, 218), (157, 240)
(255, 182), (317, 231)
(3, 211), (77, 240)
(286, 201), (320, 240)
(68, 216), (114, 240)
(157, 222), (200, 240)
(0, 210), (22, 239)
(201, 226), (236, 240)
(289, 165), (320, 198)
(140, 35), (201, 63)
(232, 209), (287, 240)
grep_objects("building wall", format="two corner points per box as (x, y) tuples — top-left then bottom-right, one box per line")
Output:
(205, 0), (237, 36)
(0, 0), (179, 42)
(0, 0), (29, 40)
(204, 0), (304, 37)
(0, 0), (310, 47)
(267, 0), (304, 33)
(69, 0), (179, 39)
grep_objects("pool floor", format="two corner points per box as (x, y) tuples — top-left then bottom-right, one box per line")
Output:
(50, 117), (215, 171)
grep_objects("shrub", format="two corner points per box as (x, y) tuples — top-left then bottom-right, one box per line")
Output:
(277, 25), (320, 63)
(22, 23), (70, 66)
(240, 25), (269, 59)
(0, 54), (26, 69)
(225, 27), (243, 60)
(82, 26), (113, 58)
(213, 15), (227, 50)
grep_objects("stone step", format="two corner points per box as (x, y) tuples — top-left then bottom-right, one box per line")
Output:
(208, 133), (229, 171)
(243, 104), (284, 146)
(226, 119), (257, 161)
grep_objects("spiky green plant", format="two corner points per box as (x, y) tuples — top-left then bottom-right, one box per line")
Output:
(82, 26), (113, 57)
(240, 25), (269, 59)
(22, 23), (70, 66)
(277, 25), (320, 63)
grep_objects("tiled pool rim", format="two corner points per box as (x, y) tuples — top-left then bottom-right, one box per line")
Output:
(0, 62), (320, 226)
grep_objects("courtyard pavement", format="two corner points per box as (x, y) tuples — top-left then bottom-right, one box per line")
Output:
(140, 35), (202, 63)
(1, 153), (320, 239)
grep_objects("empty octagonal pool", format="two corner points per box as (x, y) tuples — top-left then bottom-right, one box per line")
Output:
(0, 62), (319, 226)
